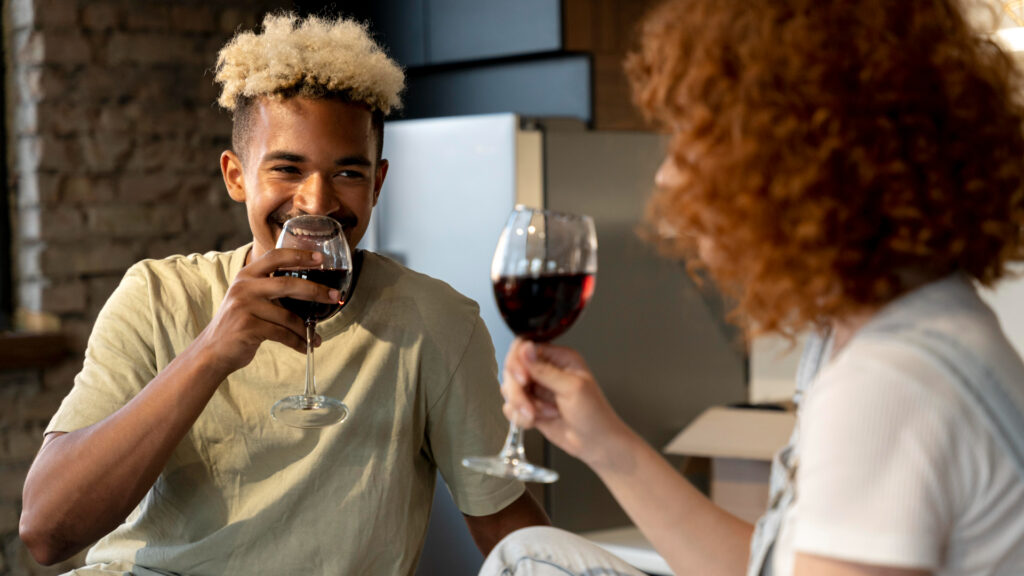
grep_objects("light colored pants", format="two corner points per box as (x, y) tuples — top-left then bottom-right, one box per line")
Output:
(479, 526), (647, 576)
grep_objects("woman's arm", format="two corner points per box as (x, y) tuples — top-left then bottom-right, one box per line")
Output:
(795, 554), (929, 576)
(503, 340), (753, 576)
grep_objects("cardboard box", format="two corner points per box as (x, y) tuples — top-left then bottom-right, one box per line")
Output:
(664, 406), (795, 524)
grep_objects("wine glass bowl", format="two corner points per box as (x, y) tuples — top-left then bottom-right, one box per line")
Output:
(270, 215), (353, 428)
(462, 207), (597, 482)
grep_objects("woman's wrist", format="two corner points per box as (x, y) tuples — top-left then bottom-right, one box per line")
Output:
(583, 420), (648, 478)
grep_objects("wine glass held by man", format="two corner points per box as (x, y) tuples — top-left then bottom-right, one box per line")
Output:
(270, 214), (354, 428)
(481, 1), (1024, 576)
(19, 14), (548, 575)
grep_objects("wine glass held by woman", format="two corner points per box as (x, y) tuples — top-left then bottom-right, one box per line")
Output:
(462, 207), (598, 483)
(480, 0), (1024, 575)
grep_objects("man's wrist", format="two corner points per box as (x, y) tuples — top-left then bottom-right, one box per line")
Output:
(180, 331), (238, 388)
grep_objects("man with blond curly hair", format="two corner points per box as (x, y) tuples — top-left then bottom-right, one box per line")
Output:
(20, 13), (548, 575)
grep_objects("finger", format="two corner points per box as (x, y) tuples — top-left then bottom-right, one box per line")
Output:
(502, 401), (535, 428)
(262, 276), (341, 304)
(501, 375), (536, 418)
(534, 400), (560, 420)
(523, 341), (589, 374)
(502, 361), (527, 391)
(248, 300), (311, 340)
(260, 320), (309, 354)
(533, 385), (557, 406)
(518, 343), (589, 397)
(247, 301), (326, 353)
(503, 338), (531, 386)
(241, 248), (324, 278)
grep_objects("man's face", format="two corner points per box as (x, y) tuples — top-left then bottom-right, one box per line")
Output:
(221, 97), (387, 263)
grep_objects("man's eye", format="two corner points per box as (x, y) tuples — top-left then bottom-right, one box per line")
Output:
(335, 170), (366, 179)
(271, 166), (300, 174)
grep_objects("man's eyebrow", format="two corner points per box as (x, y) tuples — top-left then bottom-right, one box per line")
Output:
(336, 155), (372, 167)
(262, 151), (305, 163)
(259, 152), (372, 167)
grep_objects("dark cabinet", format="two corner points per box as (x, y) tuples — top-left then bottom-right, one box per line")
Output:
(426, 0), (561, 64)
(320, 0), (659, 128)
(360, 0), (562, 67)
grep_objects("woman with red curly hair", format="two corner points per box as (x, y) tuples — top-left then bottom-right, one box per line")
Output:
(480, 0), (1024, 575)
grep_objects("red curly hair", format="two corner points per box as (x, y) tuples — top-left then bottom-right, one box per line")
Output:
(627, 0), (1024, 337)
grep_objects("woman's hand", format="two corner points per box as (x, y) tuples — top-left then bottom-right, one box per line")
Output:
(501, 338), (633, 471)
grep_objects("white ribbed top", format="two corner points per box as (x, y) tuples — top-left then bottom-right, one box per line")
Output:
(770, 283), (1024, 574)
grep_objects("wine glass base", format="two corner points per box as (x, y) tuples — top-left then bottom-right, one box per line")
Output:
(271, 395), (349, 428)
(462, 455), (559, 483)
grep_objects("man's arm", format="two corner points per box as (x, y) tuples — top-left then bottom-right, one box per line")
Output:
(19, 249), (337, 565)
(463, 491), (550, 556)
(20, 348), (232, 565)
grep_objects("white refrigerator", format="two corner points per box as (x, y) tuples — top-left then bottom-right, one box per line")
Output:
(370, 114), (748, 575)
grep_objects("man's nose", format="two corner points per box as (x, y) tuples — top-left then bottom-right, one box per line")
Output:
(294, 173), (340, 216)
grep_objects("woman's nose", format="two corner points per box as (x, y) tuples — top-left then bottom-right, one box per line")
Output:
(655, 155), (684, 190)
(294, 173), (340, 216)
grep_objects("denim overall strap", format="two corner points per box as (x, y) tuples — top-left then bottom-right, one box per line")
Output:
(746, 331), (832, 576)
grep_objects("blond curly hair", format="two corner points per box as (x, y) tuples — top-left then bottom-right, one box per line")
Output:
(214, 12), (404, 114)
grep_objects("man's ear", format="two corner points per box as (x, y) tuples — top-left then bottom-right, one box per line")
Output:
(221, 150), (247, 203)
(373, 158), (388, 207)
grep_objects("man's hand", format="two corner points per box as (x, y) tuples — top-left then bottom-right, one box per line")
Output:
(194, 248), (341, 374)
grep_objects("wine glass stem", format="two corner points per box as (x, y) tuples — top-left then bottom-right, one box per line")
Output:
(499, 423), (528, 463)
(303, 321), (318, 398)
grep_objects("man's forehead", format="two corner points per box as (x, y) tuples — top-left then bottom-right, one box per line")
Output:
(252, 95), (374, 120)
(249, 97), (375, 145)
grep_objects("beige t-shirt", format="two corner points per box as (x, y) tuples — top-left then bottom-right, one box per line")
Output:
(47, 245), (524, 576)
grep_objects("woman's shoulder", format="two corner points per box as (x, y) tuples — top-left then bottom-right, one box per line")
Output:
(815, 272), (1024, 433)
(795, 281), (1024, 573)
(808, 336), (971, 439)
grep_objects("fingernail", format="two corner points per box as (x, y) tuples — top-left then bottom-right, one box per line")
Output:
(312, 252), (323, 262)
(524, 342), (537, 361)
(511, 367), (527, 384)
(328, 289), (340, 301)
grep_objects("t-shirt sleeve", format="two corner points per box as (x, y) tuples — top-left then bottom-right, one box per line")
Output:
(425, 315), (525, 517)
(791, 340), (959, 570)
(46, 264), (157, 435)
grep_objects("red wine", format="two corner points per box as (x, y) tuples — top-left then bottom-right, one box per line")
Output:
(493, 273), (595, 342)
(273, 268), (350, 323)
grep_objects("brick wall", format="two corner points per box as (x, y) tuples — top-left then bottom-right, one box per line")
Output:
(2, 1), (285, 573)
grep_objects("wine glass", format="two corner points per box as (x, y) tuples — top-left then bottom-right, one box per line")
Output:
(462, 206), (598, 482)
(270, 215), (354, 428)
